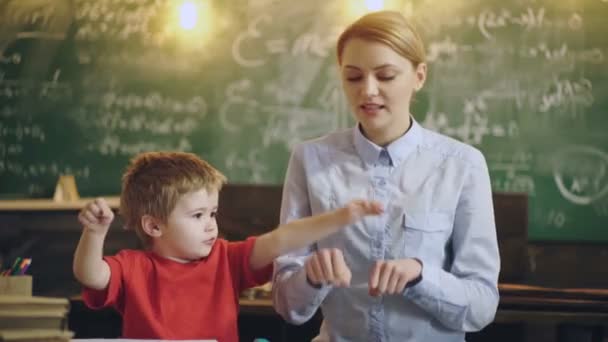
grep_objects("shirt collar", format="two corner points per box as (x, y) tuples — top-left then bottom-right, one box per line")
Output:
(352, 118), (422, 167)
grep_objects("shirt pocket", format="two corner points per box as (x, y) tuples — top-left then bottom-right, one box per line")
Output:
(399, 211), (453, 261)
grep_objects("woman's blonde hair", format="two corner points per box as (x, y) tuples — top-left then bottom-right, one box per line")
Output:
(120, 151), (226, 246)
(337, 10), (426, 66)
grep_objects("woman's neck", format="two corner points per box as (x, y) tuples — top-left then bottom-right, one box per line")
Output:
(363, 115), (412, 147)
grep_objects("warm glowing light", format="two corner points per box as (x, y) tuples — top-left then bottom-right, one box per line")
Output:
(179, 2), (198, 30)
(169, 0), (213, 49)
(364, 0), (385, 11)
(344, 0), (393, 22)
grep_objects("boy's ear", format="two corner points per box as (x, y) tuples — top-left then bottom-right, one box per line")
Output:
(141, 215), (163, 238)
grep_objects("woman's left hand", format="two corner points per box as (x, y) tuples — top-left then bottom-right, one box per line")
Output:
(369, 258), (422, 296)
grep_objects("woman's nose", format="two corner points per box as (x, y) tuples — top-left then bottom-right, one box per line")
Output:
(363, 76), (379, 97)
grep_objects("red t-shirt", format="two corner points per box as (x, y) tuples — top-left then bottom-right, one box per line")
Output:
(82, 237), (273, 341)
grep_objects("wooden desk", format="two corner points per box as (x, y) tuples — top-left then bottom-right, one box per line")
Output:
(68, 285), (608, 342)
(0, 197), (120, 211)
(239, 298), (274, 315)
(71, 284), (608, 319)
(237, 284), (608, 341)
(496, 282), (608, 341)
(239, 285), (608, 342)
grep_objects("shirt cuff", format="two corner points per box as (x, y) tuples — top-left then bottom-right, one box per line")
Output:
(403, 259), (439, 298)
(405, 258), (423, 288)
(292, 267), (333, 306)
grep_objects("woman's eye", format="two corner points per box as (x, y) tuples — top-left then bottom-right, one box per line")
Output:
(378, 75), (395, 81)
(194, 213), (203, 219)
(210, 211), (217, 218)
(345, 75), (362, 82)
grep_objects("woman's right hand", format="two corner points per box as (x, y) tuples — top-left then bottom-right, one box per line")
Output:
(78, 197), (114, 235)
(305, 248), (352, 287)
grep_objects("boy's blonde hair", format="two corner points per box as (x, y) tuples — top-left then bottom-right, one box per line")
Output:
(337, 10), (426, 67)
(120, 151), (226, 245)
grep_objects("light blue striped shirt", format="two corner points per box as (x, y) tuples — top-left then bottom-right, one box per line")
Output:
(272, 120), (500, 342)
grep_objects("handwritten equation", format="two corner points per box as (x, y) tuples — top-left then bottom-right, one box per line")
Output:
(0, 79), (71, 101)
(475, 7), (546, 40)
(219, 77), (344, 149)
(92, 135), (193, 157)
(422, 86), (521, 146)
(74, 0), (166, 44)
(80, 91), (207, 156)
(232, 14), (341, 67)
(427, 38), (604, 65)
(0, 160), (90, 179)
(487, 151), (536, 194)
(553, 145), (608, 206)
(0, 0), (70, 42)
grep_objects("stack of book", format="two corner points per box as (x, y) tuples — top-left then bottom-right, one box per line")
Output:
(0, 276), (73, 342)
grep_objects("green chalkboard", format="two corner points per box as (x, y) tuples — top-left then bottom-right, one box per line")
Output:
(1, 0), (607, 241)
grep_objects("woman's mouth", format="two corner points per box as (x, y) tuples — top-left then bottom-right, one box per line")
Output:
(203, 238), (216, 246)
(360, 103), (385, 116)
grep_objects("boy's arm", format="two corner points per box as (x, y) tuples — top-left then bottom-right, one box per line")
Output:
(73, 198), (113, 290)
(73, 231), (111, 290)
(249, 200), (382, 270)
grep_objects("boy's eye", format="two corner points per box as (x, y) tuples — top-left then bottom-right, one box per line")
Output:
(194, 213), (203, 219)
(210, 211), (218, 218)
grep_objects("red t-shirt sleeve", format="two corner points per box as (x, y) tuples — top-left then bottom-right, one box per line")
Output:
(227, 236), (273, 291)
(81, 250), (134, 313)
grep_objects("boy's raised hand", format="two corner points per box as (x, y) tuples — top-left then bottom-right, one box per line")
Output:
(78, 197), (114, 235)
(340, 199), (384, 225)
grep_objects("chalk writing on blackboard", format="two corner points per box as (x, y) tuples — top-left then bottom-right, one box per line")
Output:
(546, 209), (567, 229)
(553, 145), (608, 205)
(539, 78), (593, 115)
(226, 149), (269, 183)
(488, 152), (535, 194)
(232, 14), (340, 68)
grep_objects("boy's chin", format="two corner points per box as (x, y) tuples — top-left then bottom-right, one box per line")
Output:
(197, 245), (214, 258)
(177, 248), (212, 261)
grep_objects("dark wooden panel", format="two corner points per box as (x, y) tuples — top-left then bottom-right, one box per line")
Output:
(527, 244), (608, 288)
(217, 184), (282, 240)
(493, 193), (529, 282)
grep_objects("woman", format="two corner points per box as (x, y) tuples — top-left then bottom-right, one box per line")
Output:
(272, 10), (500, 341)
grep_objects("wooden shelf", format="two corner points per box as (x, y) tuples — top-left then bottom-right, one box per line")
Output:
(0, 197), (120, 211)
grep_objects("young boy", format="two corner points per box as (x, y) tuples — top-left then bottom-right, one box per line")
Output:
(73, 151), (382, 341)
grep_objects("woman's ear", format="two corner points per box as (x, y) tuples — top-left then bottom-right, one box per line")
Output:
(414, 62), (427, 91)
(141, 215), (163, 238)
